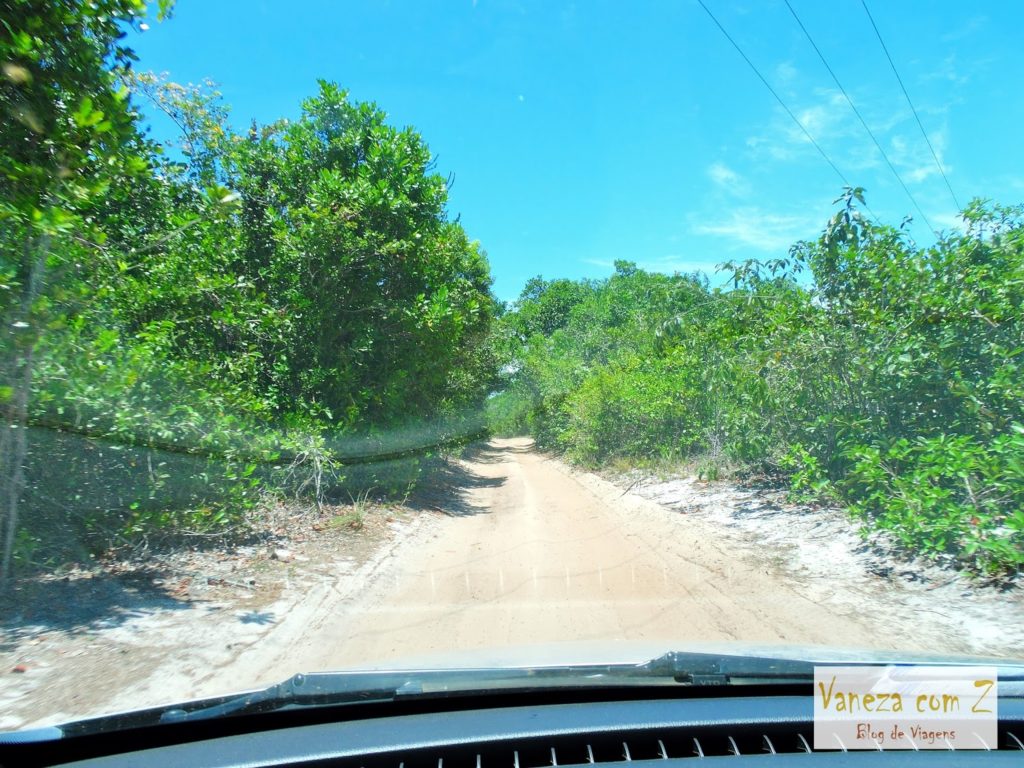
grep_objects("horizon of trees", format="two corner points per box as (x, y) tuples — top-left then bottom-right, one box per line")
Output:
(2, 1), (1021, 582)
(491, 189), (1024, 574)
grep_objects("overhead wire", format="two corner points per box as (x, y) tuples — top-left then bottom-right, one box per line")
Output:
(695, 0), (880, 224)
(783, 0), (937, 235)
(860, 0), (962, 213)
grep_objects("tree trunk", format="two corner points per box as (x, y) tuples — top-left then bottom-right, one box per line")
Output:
(0, 236), (48, 588)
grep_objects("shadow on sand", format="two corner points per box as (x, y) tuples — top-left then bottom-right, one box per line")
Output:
(0, 440), (533, 646)
(0, 569), (192, 649)
(459, 439), (534, 465)
(407, 439), (526, 517)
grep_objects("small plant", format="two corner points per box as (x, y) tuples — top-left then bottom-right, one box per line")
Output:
(329, 511), (364, 531)
(696, 459), (721, 482)
(330, 489), (373, 531)
(282, 433), (342, 513)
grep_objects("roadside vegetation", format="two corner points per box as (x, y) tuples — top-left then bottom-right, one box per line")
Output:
(492, 190), (1024, 575)
(2, 1), (1021, 582)
(1, 1), (496, 576)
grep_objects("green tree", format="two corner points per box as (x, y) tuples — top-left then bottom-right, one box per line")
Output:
(3, 10), (499, 572)
(0, 0), (157, 583)
(498, 192), (1024, 572)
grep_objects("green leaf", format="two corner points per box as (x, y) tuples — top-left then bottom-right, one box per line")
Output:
(72, 96), (94, 127)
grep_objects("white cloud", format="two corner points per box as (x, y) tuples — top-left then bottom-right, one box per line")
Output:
(742, 87), (960, 188)
(707, 162), (749, 195)
(921, 54), (970, 86)
(745, 134), (794, 161)
(775, 61), (798, 83)
(930, 210), (967, 232)
(789, 91), (853, 144)
(692, 207), (821, 251)
(888, 129), (951, 184)
(745, 89), (868, 165)
(940, 16), (986, 43)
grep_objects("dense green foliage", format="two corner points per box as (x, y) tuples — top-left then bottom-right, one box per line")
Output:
(1, 1), (495, 570)
(495, 192), (1024, 574)
(3, 2), (1021, 580)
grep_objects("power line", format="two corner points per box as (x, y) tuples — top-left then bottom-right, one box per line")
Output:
(695, 0), (850, 187)
(695, 0), (879, 224)
(860, 0), (962, 213)
(784, 0), (936, 235)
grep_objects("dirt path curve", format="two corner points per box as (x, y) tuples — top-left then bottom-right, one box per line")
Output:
(260, 437), (921, 672)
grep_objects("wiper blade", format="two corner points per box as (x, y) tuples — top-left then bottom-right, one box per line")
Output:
(44, 651), (1024, 733)
(157, 652), (815, 724)
(642, 650), (816, 685)
(158, 674), (402, 724)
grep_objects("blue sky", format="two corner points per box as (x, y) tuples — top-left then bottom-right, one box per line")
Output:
(128, 1), (1024, 301)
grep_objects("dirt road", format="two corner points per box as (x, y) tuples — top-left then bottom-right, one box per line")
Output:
(171, 436), (981, 691)
(7, 437), (1017, 730)
(304, 438), (892, 665)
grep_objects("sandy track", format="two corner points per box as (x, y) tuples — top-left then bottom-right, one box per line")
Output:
(260, 437), (937, 672)
(12, 437), (1009, 729)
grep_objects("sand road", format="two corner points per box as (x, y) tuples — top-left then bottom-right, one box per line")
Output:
(272, 437), (908, 670)
(12, 437), (1001, 730)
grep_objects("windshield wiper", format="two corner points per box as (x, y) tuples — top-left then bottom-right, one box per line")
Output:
(157, 674), (402, 724)
(642, 650), (817, 684)
(155, 651), (816, 725)
(35, 651), (1024, 735)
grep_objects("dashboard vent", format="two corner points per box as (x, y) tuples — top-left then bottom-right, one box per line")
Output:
(336, 724), (1024, 767)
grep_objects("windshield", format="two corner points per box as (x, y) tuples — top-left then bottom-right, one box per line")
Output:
(1, 0), (1022, 734)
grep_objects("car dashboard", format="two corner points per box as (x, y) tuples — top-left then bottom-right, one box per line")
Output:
(6, 687), (1024, 768)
